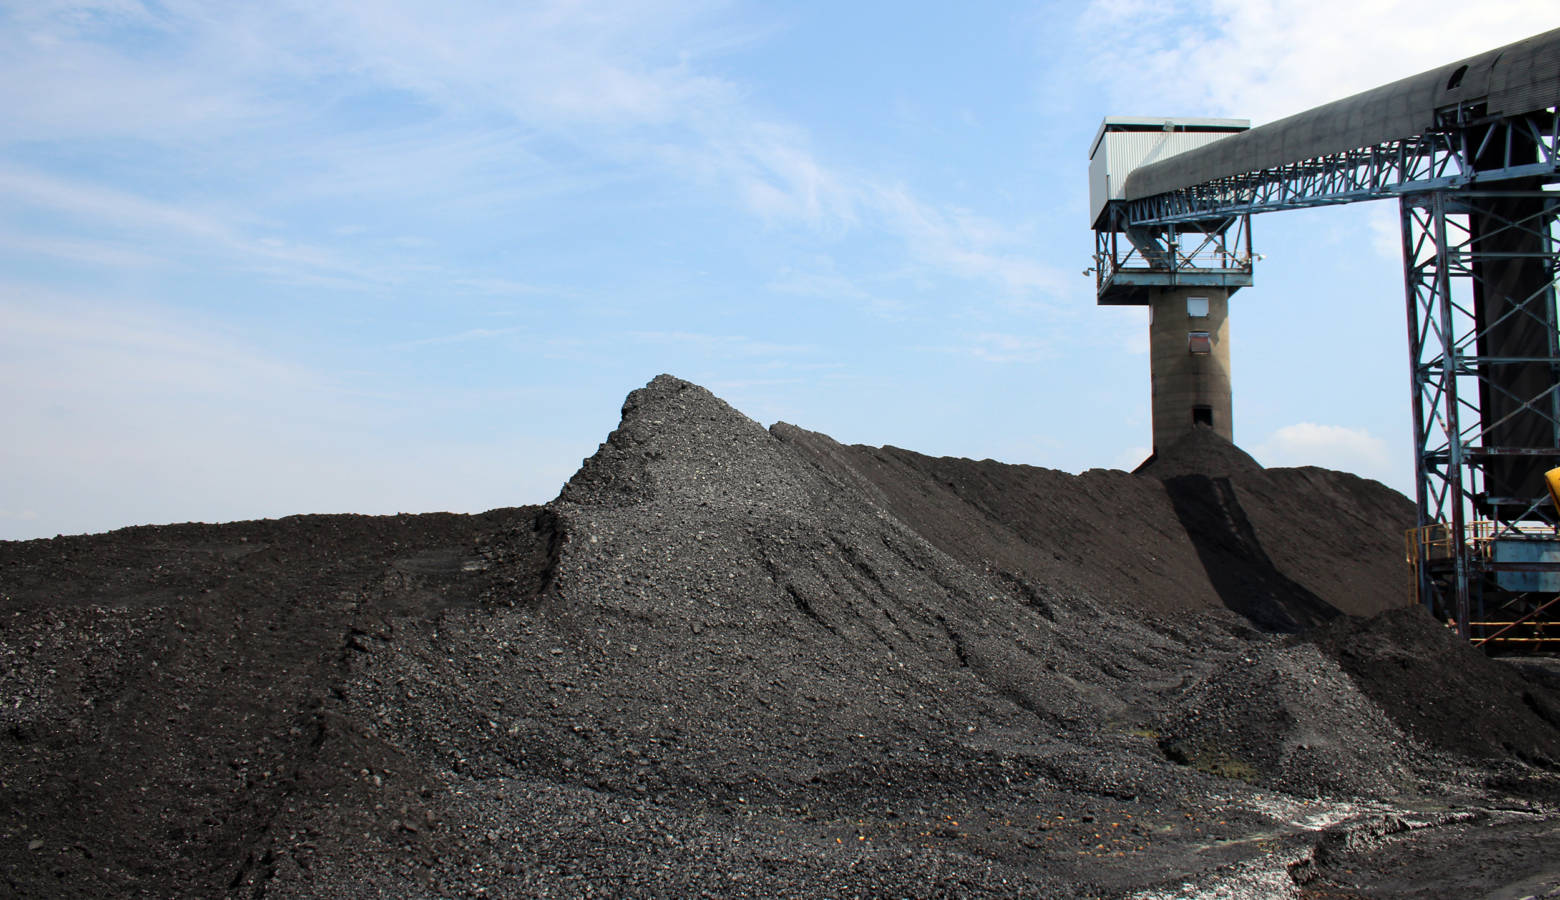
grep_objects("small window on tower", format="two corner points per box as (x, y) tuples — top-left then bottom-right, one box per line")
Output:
(1188, 331), (1211, 354)
(1193, 405), (1214, 427)
(1187, 296), (1209, 317)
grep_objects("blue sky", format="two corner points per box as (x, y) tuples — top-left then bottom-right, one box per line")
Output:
(1, 0), (1554, 539)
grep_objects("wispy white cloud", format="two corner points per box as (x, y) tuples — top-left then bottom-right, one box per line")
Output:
(932, 331), (1053, 364)
(392, 327), (529, 349)
(705, 376), (806, 391)
(272, 0), (749, 126)
(764, 265), (909, 318)
(0, 283), (316, 398)
(0, 284), (576, 538)
(0, 229), (164, 268)
(722, 122), (860, 228)
(1368, 203), (1403, 264)
(870, 184), (1066, 300)
(1118, 321), (1149, 355)
(1080, 0), (1556, 124)
(765, 268), (870, 300)
(451, 277), (550, 296)
(0, 166), (391, 283)
(629, 330), (817, 359)
(2, 0), (738, 139)
(0, 1), (274, 141)
(0, 167), (227, 240)
(0, 1), (1066, 307)
(1253, 421), (1405, 488)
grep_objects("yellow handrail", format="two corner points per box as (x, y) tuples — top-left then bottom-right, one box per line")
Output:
(1405, 520), (1560, 565)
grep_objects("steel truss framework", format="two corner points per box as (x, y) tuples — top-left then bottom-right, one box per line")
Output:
(1121, 110), (1560, 227)
(1402, 188), (1560, 640)
(1092, 212), (1253, 304)
(1098, 114), (1560, 305)
(1095, 108), (1560, 643)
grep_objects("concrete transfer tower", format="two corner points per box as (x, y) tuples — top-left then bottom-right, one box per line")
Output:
(1088, 117), (1251, 453)
(1147, 288), (1232, 450)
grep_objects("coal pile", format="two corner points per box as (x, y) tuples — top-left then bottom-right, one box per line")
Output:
(1307, 606), (1560, 770)
(4, 374), (1560, 899)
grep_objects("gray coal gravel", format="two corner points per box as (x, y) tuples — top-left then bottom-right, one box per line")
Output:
(4, 374), (1560, 898)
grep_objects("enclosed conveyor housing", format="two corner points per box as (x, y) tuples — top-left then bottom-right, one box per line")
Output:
(1123, 27), (1560, 206)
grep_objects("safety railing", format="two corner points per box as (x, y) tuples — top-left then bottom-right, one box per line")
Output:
(1405, 520), (1560, 566)
(1406, 520), (1560, 647)
(1468, 617), (1560, 646)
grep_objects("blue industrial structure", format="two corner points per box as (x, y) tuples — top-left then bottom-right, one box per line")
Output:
(1092, 28), (1560, 646)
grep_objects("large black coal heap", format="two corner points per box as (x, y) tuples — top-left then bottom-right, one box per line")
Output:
(3, 375), (1556, 899)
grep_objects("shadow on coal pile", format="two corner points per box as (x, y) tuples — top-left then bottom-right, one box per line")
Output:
(1159, 472), (1339, 632)
(5, 374), (1559, 899)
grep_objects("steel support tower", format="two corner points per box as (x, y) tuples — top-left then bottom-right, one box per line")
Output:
(1401, 179), (1560, 641)
(1092, 30), (1560, 645)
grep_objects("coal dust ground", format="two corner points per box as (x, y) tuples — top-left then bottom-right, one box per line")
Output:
(4, 375), (1560, 899)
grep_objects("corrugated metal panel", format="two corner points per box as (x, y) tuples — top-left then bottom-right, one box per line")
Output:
(1489, 34), (1560, 116)
(1089, 116), (1249, 158)
(1089, 149), (1110, 226)
(1492, 539), (1560, 592)
(1090, 128), (1246, 226)
(1123, 27), (1560, 202)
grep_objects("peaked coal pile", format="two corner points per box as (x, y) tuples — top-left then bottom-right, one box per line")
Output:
(4, 374), (1559, 899)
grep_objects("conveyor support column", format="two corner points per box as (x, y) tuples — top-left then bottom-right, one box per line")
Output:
(1149, 287), (1232, 452)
